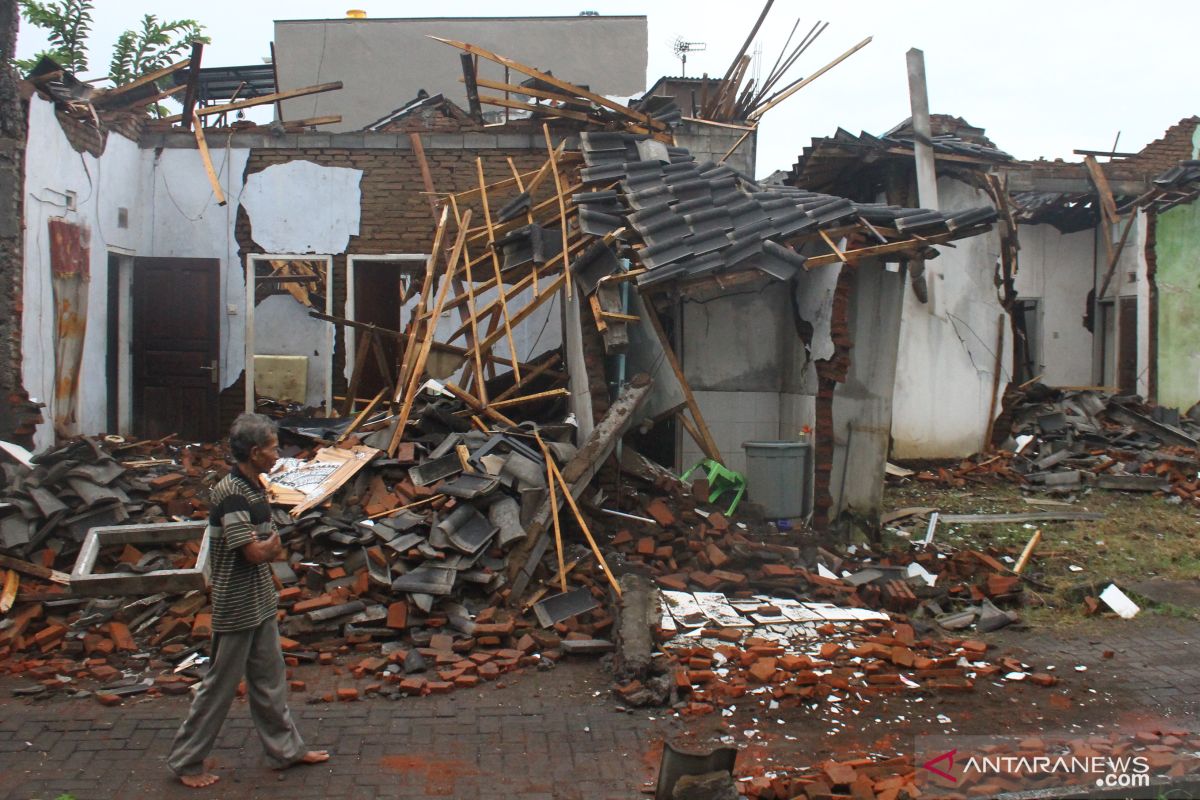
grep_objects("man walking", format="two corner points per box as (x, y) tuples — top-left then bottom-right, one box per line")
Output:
(168, 413), (329, 788)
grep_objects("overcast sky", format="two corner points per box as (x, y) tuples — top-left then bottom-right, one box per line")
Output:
(16, 1), (1199, 176)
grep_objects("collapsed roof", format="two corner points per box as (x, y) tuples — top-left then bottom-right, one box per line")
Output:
(573, 131), (998, 291)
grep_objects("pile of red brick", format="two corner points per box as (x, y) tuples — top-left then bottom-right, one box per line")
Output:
(737, 756), (919, 800)
(637, 621), (1058, 719)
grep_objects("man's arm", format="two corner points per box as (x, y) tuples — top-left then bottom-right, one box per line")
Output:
(240, 531), (282, 564)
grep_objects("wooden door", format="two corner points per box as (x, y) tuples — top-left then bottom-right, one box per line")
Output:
(132, 257), (221, 441)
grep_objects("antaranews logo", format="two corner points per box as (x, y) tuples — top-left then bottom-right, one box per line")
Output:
(915, 734), (1165, 799)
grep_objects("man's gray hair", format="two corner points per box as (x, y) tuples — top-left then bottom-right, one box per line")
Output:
(229, 413), (278, 462)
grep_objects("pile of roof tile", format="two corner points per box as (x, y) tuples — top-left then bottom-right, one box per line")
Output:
(0, 380), (643, 703)
(903, 383), (1200, 507)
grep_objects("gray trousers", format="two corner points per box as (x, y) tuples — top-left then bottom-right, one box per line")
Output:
(167, 615), (306, 775)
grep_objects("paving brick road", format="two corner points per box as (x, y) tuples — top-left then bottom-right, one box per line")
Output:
(0, 661), (664, 800)
(2, 616), (1199, 800)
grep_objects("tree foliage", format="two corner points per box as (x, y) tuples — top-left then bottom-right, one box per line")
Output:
(14, 0), (92, 74)
(12, 1), (208, 91)
(108, 14), (208, 86)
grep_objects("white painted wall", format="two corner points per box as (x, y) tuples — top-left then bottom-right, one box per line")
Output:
(891, 177), (1008, 459)
(253, 294), (330, 406)
(140, 142), (250, 391)
(21, 96), (143, 451)
(1012, 222), (1095, 387)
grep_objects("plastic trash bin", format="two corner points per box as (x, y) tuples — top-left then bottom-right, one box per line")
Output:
(742, 439), (811, 519)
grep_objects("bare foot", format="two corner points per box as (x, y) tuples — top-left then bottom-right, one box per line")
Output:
(299, 750), (330, 765)
(179, 773), (220, 788)
(275, 750), (331, 770)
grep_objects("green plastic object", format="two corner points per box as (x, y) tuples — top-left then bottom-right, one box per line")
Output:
(680, 458), (746, 516)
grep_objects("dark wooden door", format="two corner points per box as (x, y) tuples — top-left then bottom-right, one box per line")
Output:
(132, 257), (221, 441)
(1118, 297), (1137, 394)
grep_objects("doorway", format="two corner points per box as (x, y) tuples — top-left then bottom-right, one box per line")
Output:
(345, 255), (427, 402)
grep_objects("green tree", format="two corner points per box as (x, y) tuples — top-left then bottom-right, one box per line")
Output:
(14, 0), (92, 73)
(108, 14), (208, 86)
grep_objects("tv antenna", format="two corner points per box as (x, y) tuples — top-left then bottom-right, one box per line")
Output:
(673, 37), (707, 77)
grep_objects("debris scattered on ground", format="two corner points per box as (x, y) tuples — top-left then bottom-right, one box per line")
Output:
(892, 384), (1200, 509)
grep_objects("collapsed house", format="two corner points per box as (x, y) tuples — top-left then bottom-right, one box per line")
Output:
(789, 114), (1200, 460)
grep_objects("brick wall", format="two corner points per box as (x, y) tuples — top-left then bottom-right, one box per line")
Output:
(220, 134), (566, 424)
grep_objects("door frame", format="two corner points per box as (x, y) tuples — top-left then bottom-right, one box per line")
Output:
(105, 249), (135, 435)
(343, 254), (427, 380)
(244, 253), (335, 414)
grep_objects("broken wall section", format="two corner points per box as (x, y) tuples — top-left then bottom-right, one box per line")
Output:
(21, 95), (145, 452)
(890, 177), (1008, 459)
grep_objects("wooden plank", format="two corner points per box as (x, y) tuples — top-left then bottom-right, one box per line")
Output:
(159, 81), (343, 123)
(492, 353), (562, 404)
(0, 553), (70, 585)
(449, 196), (489, 401)
(180, 42), (204, 131)
(429, 36), (666, 131)
(409, 133), (441, 221)
(544, 124), (573, 299)
(719, 125), (757, 164)
(337, 385), (389, 444)
(388, 212), (472, 456)
(640, 300), (723, 463)
(589, 292), (608, 333)
(487, 388), (569, 410)
(100, 57), (190, 99)
(132, 83), (187, 110)
(477, 93), (593, 124)
(819, 230), (848, 262)
(443, 382), (518, 428)
(192, 113), (227, 206)
(472, 76), (592, 108)
(507, 377), (653, 598)
(1084, 155), (1120, 223)
(599, 310), (640, 323)
(396, 208), (449, 406)
(535, 433), (622, 598)
(543, 437), (567, 594)
(476, 157), (522, 383)
(801, 227), (972, 268)
(341, 329), (374, 417)
(281, 114), (342, 129)
(748, 37), (873, 121)
(460, 53), (483, 120)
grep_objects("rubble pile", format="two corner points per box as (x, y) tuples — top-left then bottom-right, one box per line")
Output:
(736, 756), (919, 800)
(901, 384), (1200, 506)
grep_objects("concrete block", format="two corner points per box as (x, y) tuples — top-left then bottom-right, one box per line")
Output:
(427, 133), (465, 149)
(495, 133), (536, 149)
(298, 134), (331, 148)
(462, 132), (499, 149)
(364, 133), (404, 149)
(329, 132), (367, 149)
(70, 521), (210, 597)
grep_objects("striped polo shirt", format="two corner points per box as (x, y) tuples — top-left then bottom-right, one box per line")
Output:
(206, 466), (278, 632)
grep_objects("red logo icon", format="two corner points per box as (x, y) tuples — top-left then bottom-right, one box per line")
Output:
(922, 749), (958, 782)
